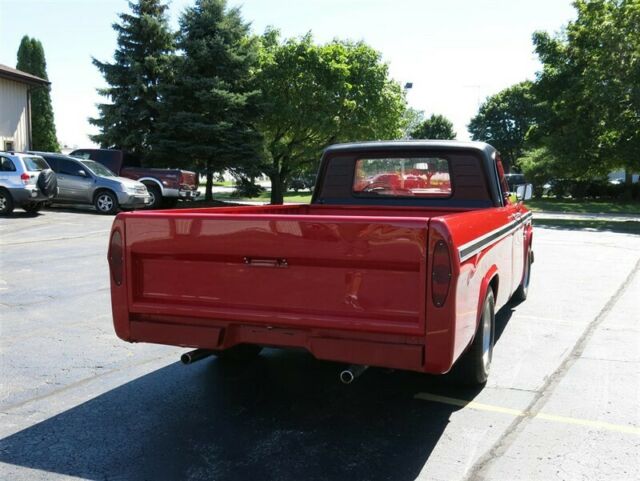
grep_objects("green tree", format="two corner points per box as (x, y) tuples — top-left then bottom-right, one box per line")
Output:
(468, 81), (536, 172)
(152, 0), (261, 200)
(16, 36), (59, 151)
(518, 147), (560, 198)
(533, 0), (640, 195)
(90, 0), (174, 157)
(256, 30), (407, 204)
(409, 113), (456, 140)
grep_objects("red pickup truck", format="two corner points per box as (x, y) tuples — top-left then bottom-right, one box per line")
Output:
(108, 141), (533, 385)
(70, 149), (199, 209)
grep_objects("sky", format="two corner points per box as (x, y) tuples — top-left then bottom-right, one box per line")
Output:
(0, 0), (577, 148)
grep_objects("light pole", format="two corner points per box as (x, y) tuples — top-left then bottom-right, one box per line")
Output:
(403, 82), (413, 139)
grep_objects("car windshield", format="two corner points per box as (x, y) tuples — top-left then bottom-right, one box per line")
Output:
(81, 160), (116, 177)
(23, 156), (49, 172)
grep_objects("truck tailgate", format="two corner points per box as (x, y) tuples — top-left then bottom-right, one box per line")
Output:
(123, 213), (429, 336)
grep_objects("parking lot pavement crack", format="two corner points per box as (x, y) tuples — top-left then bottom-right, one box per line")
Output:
(0, 354), (176, 413)
(463, 255), (640, 481)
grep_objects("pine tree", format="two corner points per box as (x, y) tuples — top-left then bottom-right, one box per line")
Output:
(152, 0), (261, 200)
(16, 36), (59, 152)
(90, 0), (174, 157)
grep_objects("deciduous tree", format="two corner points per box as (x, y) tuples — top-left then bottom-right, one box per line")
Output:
(468, 81), (536, 172)
(532, 0), (640, 195)
(256, 30), (407, 204)
(409, 114), (456, 140)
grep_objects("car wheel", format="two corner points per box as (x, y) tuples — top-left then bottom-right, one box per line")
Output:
(145, 185), (163, 209)
(453, 289), (495, 385)
(94, 191), (118, 215)
(0, 189), (14, 216)
(23, 203), (43, 214)
(512, 248), (532, 303)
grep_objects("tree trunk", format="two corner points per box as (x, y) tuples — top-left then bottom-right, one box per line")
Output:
(623, 169), (633, 201)
(269, 171), (284, 205)
(205, 167), (214, 201)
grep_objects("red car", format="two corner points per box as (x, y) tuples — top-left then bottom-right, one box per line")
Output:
(108, 141), (533, 385)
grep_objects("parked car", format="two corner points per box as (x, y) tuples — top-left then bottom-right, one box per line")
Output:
(69, 149), (199, 209)
(108, 140), (534, 386)
(0, 152), (57, 215)
(32, 152), (151, 215)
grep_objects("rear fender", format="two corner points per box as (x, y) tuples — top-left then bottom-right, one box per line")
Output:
(138, 177), (164, 195)
(475, 265), (499, 334)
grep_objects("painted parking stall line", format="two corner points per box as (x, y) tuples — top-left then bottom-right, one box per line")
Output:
(414, 392), (640, 436)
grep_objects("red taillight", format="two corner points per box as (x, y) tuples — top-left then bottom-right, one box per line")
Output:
(108, 230), (124, 286)
(432, 239), (451, 307)
(20, 173), (30, 184)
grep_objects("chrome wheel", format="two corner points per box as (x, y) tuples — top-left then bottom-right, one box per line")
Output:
(95, 192), (118, 214)
(97, 194), (114, 212)
(0, 190), (13, 215)
(481, 299), (493, 372)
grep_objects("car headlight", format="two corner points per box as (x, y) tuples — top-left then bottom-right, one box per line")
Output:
(123, 185), (145, 194)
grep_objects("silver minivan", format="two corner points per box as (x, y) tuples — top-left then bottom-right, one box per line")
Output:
(34, 153), (151, 214)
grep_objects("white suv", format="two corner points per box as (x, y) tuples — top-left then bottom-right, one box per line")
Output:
(0, 152), (58, 215)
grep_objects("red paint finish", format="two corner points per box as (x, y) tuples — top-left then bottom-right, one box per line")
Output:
(109, 200), (532, 375)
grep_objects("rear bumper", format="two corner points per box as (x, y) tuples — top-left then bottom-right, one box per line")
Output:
(117, 192), (152, 208)
(163, 187), (200, 199)
(125, 317), (427, 372)
(8, 187), (54, 205)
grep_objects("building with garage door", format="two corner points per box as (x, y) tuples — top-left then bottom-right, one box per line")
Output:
(0, 64), (49, 152)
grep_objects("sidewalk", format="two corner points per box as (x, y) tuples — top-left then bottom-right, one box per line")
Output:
(533, 211), (640, 222)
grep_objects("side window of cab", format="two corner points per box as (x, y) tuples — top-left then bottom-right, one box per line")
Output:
(494, 153), (512, 205)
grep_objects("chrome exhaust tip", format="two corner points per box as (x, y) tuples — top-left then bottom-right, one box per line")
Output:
(339, 365), (368, 384)
(181, 349), (214, 365)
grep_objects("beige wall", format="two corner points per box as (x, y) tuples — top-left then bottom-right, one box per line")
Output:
(0, 77), (30, 151)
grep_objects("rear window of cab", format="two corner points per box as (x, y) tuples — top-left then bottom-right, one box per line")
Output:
(353, 157), (452, 198)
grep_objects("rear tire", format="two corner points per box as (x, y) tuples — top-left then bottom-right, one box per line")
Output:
(94, 190), (119, 215)
(512, 248), (532, 303)
(145, 184), (163, 209)
(23, 203), (43, 214)
(453, 289), (495, 385)
(0, 189), (14, 215)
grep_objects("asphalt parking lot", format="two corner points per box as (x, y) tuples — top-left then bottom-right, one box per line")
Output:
(1, 207), (639, 481)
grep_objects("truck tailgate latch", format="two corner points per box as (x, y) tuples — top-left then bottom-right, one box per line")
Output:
(243, 257), (289, 268)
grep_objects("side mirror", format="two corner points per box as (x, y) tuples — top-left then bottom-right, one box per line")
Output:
(516, 183), (533, 201)
(78, 169), (87, 177)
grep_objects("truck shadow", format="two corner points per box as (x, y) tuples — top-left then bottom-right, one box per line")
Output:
(0, 350), (484, 481)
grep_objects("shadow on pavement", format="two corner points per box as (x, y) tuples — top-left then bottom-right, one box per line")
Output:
(0, 349), (485, 481)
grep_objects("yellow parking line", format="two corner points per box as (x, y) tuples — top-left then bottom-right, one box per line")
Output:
(414, 392), (640, 435)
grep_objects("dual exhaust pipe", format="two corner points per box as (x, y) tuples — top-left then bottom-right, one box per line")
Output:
(339, 364), (368, 384)
(181, 349), (368, 384)
(181, 349), (215, 365)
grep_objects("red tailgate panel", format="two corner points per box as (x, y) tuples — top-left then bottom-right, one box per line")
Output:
(126, 214), (428, 335)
